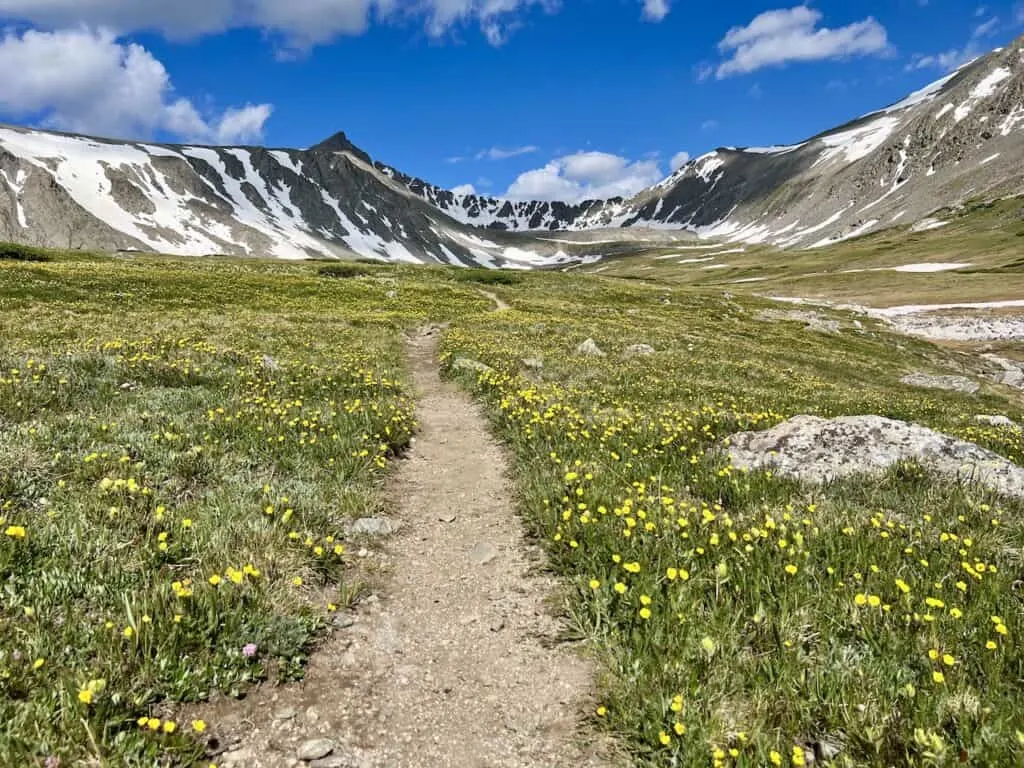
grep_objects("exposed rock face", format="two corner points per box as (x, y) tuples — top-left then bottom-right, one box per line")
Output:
(983, 354), (1024, 388)
(0, 127), (591, 269)
(726, 414), (1024, 498)
(900, 373), (981, 394)
(0, 36), (1023, 262)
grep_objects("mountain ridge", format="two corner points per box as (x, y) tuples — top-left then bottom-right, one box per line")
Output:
(2, 35), (1023, 266)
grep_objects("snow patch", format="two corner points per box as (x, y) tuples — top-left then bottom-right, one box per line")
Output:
(739, 143), (805, 155)
(890, 262), (972, 272)
(875, 300), (1024, 317)
(0, 168), (28, 227)
(808, 218), (879, 248)
(910, 218), (948, 232)
(971, 67), (1012, 100)
(815, 117), (899, 167)
(1001, 104), (1024, 136)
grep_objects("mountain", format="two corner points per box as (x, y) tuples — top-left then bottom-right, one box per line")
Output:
(1, 37), (1023, 264)
(0, 127), (596, 269)
(410, 38), (1024, 247)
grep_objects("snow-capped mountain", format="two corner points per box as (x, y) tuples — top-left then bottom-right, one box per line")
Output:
(1, 36), (1023, 264)
(410, 37), (1024, 247)
(0, 126), (594, 268)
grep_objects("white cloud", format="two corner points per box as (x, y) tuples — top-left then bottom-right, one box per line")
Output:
(474, 145), (538, 160)
(670, 150), (690, 170)
(641, 0), (669, 22)
(0, 0), (566, 49)
(973, 15), (999, 37)
(701, 119), (719, 131)
(1016, 1), (1024, 24)
(450, 183), (476, 195)
(0, 27), (271, 141)
(906, 49), (969, 71)
(907, 13), (1000, 72)
(211, 104), (275, 144)
(715, 5), (890, 78)
(505, 150), (663, 203)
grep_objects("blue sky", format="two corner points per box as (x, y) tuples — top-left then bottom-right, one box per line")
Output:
(0, 1), (1022, 201)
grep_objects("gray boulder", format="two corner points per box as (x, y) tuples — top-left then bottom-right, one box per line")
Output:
(575, 338), (606, 357)
(624, 344), (655, 357)
(975, 414), (1019, 428)
(297, 739), (335, 761)
(900, 373), (980, 394)
(726, 414), (1024, 498)
(452, 357), (494, 375)
(982, 354), (1024, 389)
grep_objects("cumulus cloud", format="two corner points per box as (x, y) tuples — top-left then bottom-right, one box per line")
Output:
(0, 0), (589, 49)
(0, 27), (271, 142)
(715, 5), (890, 78)
(641, 0), (669, 22)
(670, 150), (691, 171)
(505, 151), (663, 203)
(450, 183), (476, 195)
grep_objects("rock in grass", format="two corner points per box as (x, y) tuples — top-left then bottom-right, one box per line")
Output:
(452, 357), (494, 374)
(725, 414), (1024, 498)
(900, 373), (980, 394)
(623, 343), (655, 357)
(297, 738), (334, 761)
(347, 517), (401, 537)
(975, 414), (1018, 428)
(983, 354), (1024, 389)
(575, 338), (605, 357)
(520, 357), (545, 370)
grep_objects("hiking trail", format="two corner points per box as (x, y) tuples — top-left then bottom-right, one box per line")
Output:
(199, 328), (608, 768)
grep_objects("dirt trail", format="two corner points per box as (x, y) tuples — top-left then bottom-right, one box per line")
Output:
(202, 329), (607, 768)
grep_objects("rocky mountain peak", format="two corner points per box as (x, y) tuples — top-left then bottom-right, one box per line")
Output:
(309, 131), (373, 165)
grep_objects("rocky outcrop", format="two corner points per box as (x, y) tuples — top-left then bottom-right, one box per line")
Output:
(726, 414), (1024, 498)
(900, 373), (981, 394)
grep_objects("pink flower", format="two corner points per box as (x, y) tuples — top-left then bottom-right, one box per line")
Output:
(242, 643), (258, 658)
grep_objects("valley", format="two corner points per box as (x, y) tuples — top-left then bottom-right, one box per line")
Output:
(3, 218), (1024, 764)
(2, 37), (1023, 268)
(1, 25), (1023, 768)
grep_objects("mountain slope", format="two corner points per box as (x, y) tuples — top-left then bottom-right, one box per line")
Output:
(0, 126), (594, 268)
(404, 37), (1024, 248)
(1, 36), (1022, 264)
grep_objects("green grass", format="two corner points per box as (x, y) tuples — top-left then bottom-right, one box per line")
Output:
(581, 196), (1024, 308)
(441, 277), (1024, 767)
(3, 241), (1024, 766)
(0, 252), (491, 766)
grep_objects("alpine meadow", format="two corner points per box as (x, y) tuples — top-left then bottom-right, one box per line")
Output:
(2, 7), (1024, 768)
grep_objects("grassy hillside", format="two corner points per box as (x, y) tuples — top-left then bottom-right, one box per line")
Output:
(579, 197), (1024, 308)
(2, 245), (1023, 766)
